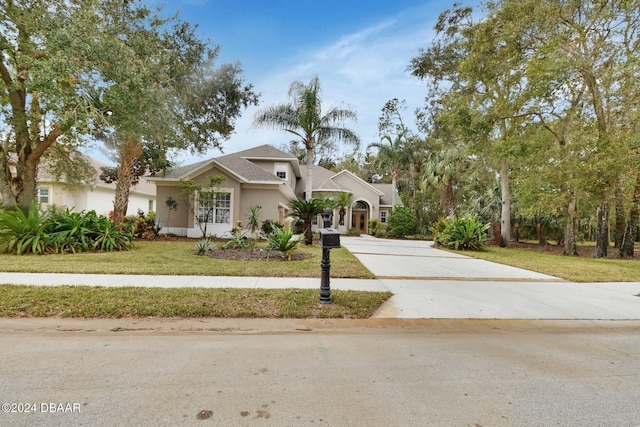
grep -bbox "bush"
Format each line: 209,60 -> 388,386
0,204 -> 134,255
261,219 -> 283,236
386,207 -> 416,238
368,218 -> 381,236
346,227 -> 361,236
223,229 -> 253,250
194,238 -> 213,255
375,228 -> 387,238
265,227 -> 301,260
432,216 -> 489,251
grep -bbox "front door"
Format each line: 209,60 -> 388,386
351,209 -> 368,234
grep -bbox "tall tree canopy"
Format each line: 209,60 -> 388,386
0,0 -> 258,216
253,76 -> 359,200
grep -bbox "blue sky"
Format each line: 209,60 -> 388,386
141,0 -> 472,165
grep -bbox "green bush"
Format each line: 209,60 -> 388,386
266,227 -> 301,260
0,204 -> 133,255
375,228 -> 387,238
386,206 -> 416,238
432,216 -> 489,251
194,238 -> 213,255
346,227 -> 361,236
223,229 -> 253,249
368,218 -> 381,236
261,219 -> 283,236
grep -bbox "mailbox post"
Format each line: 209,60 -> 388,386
318,209 -> 340,304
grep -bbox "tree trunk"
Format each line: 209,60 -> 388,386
614,186 -> 626,248
619,172 -> 640,259
0,145 -> 16,208
16,155 -> 39,212
500,158 -> 511,247
563,194 -> 578,256
443,181 -> 455,218
112,141 -> 142,224
305,144 -> 314,201
537,222 -> 547,246
594,204 -> 609,258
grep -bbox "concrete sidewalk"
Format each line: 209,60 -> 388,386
0,236 -> 638,320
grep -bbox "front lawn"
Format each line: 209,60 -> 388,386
0,240 -> 375,279
461,246 -> 640,282
0,285 -> 391,319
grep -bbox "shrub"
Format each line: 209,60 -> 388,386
386,206 -> 416,238
194,238 -> 213,255
368,218 -> 381,236
265,227 -> 301,260
223,229 -> 253,250
0,204 -> 134,255
375,228 -> 387,238
432,216 -> 489,251
0,204 -> 48,255
346,227 -> 361,236
261,219 -> 283,236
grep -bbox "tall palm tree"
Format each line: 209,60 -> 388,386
288,197 -> 327,245
331,191 -> 354,227
368,132 -> 410,207
254,77 -> 359,200
422,148 -> 469,218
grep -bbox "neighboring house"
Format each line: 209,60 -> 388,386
35,157 -> 156,217
147,144 -> 402,237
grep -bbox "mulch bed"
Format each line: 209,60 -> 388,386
208,248 -> 313,262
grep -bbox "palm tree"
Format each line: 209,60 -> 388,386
422,148 -> 469,218
331,191 -> 354,228
254,76 -> 359,200
288,197 -> 327,245
368,132 -> 410,207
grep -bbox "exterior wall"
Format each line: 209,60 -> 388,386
251,160 -> 296,190
40,183 -> 155,218
331,174 -> 382,231
239,186 -> 291,225
155,183 -> 190,235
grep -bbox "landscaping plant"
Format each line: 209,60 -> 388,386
386,206 -> 417,238
266,227 -> 302,260
432,216 -> 489,250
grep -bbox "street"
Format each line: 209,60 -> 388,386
1,318 -> 639,426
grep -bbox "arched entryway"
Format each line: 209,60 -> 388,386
351,200 -> 370,234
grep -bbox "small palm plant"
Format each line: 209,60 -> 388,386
265,227 -> 302,261
288,197 -> 327,245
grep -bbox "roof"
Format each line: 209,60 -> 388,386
148,144 -> 299,183
371,183 -> 403,206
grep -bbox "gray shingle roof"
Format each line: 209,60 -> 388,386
371,183 -> 403,206
234,144 -> 297,160
216,153 -> 283,182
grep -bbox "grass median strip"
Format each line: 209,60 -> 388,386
0,285 -> 392,319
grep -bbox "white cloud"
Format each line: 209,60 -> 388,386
177,8 -> 438,165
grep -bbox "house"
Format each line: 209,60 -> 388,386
36,157 -> 156,217
147,144 -> 402,237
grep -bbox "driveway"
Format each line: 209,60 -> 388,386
340,236 -> 640,320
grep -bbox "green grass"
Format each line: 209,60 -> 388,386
459,246 -> 640,282
0,285 -> 391,319
0,240 -> 375,279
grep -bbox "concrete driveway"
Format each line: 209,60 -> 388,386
339,236 -> 640,320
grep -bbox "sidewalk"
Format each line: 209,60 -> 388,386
1,236 -> 639,319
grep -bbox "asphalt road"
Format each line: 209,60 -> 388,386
1,318 -> 639,427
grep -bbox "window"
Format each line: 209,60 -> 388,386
380,210 -> 388,224
275,163 -> 287,180
38,188 -> 50,204
197,192 -> 231,224
148,200 -> 154,213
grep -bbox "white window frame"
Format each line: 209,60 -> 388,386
197,190 -> 231,225
274,163 -> 287,180
380,210 -> 388,224
38,187 -> 51,205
